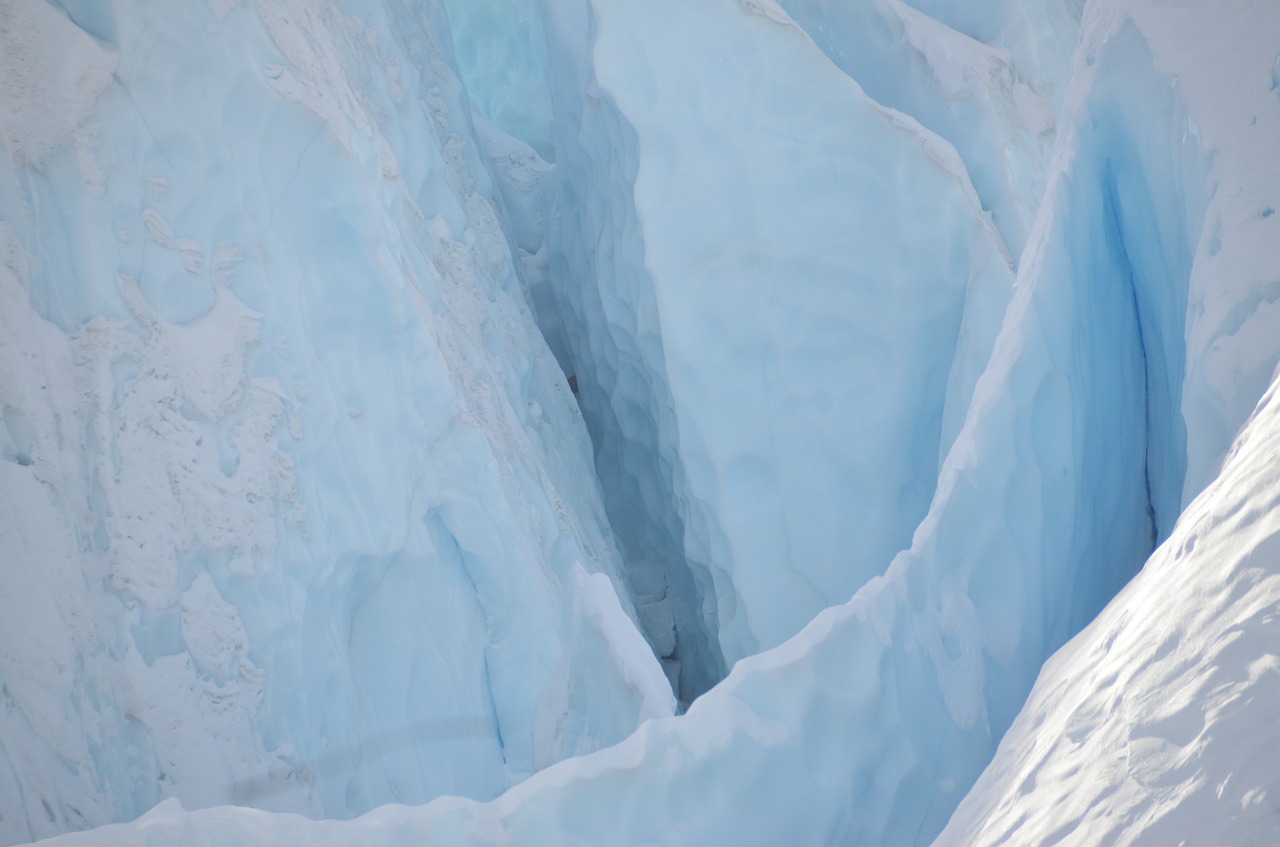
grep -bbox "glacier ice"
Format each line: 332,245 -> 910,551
439,0 -> 553,161
936,361 -> 1280,847
778,0 -> 1081,256
0,0 -> 669,842
541,0 -> 1016,676
4,0 -> 1280,844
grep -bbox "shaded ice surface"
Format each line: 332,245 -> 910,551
934,367 -> 1280,846
542,0 -> 1017,677
6,0 -> 1280,846
438,0 -> 552,162
778,0 -> 1081,257
0,1 -> 671,844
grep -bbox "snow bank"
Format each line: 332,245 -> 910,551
936,374 -> 1280,846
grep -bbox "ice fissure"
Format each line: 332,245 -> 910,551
0,0 -> 675,841
6,0 -> 1280,845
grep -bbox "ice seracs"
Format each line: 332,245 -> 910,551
5,0 -> 1280,844
0,1 -> 664,842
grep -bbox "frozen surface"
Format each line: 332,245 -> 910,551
6,0 -> 1280,844
779,0 -> 1080,256
936,374 -> 1280,846
0,1 -> 667,844
544,0 -> 1015,674
439,0 -> 553,161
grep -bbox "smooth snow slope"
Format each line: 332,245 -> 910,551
0,1 -> 671,843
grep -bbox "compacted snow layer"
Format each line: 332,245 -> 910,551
0,1 -> 670,843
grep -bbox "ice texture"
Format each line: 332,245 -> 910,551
542,0 -> 1016,677
6,0 -> 1280,843
439,0 -> 553,161
0,1 -> 668,843
779,0 -> 1080,256
935,368 -> 1280,847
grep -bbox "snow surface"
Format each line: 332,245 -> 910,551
936,353 -> 1280,846
4,0 -> 1280,844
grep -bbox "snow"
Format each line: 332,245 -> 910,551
0,0 -> 116,167
4,0 -> 1280,844
935,375 -> 1280,847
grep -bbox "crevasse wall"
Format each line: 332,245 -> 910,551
778,0 -> 1081,258
534,0 -> 728,703
63,4 -> 1227,844
540,0 -> 1017,672
0,1 -> 672,843
7,0 -> 1280,845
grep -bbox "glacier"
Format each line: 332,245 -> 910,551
3,0 -> 1280,845
0,0 -> 671,841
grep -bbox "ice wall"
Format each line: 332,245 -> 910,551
935,3 -> 1280,839
8,0 -> 1280,843
0,1 -> 671,843
438,0 -> 552,161
779,0 -> 1080,257
542,0 -> 1016,675
935,368 -> 1280,847
34,1 -> 1265,844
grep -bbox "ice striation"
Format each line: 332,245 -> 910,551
4,0 -> 1280,845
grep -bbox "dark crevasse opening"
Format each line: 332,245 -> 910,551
448,4 -> 1211,720
534,3 -> 727,706
443,0 -> 726,706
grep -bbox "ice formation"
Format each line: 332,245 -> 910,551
3,0 -> 1280,844
0,0 -> 669,842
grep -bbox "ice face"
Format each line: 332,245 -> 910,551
439,0 -> 554,161
778,0 -> 1081,257
0,1 -> 668,843
5,0 -> 1280,844
542,0 -> 1016,679
935,371 -> 1280,846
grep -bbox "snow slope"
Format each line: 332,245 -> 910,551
935,363 -> 1280,846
